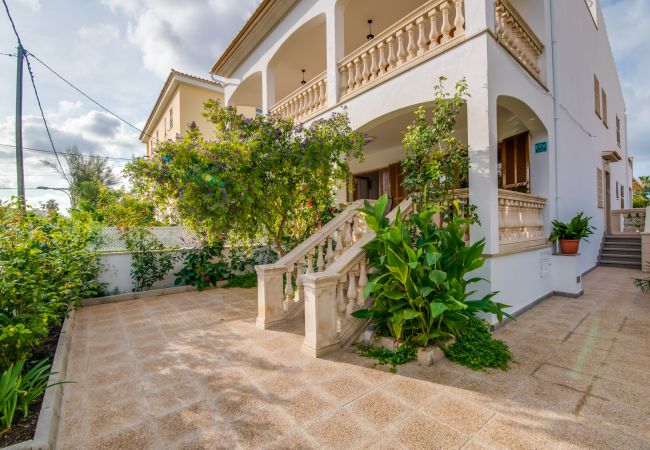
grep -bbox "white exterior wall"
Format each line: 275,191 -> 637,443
220,0 -> 629,315
98,251 -> 188,294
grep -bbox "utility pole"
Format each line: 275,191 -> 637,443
15,43 -> 25,204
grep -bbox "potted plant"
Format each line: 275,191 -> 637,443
549,212 -> 595,255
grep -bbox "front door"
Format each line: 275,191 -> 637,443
351,162 -> 405,210
605,170 -> 611,234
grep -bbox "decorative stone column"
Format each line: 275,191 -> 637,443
255,264 -> 287,329
262,68 -> 276,114
325,1 -> 344,107
301,273 -> 341,357
642,206 -> 650,273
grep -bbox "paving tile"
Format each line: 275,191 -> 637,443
154,401 -> 217,444
381,376 -> 439,408
394,412 -> 467,450
345,390 -> 411,430
230,406 -> 292,450
90,421 -> 156,450
532,363 -> 595,392
278,387 -> 336,424
419,392 -> 494,435
318,372 -> 373,405
304,410 -> 371,449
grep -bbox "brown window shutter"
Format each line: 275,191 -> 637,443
597,168 -> 603,208
594,75 -> 601,118
515,133 -> 529,186
616,181 -> 619,199
505,139 -> 516,186
602,89 -> 608,126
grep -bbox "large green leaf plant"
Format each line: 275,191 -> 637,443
353,196 -> 511,346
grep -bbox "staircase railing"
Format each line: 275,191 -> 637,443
255,200 -> 367,329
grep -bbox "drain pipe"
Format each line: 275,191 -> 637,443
550,0 -> 560,221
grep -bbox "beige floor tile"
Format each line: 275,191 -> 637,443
345,390 -> 412,430
532,363 -> 595,392
419,392 -> 495,435
278,387 -> 337,424
304,410 -> 371,449
394,412 -> 467,450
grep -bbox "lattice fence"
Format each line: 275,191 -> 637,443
97,227 -> 200,252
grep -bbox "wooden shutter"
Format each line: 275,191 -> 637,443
616,115 -> 621,147
597,168 -> 603,208
515,133 -> 529,186
594,75 -> 601,118
616,181 -> 619,199
500,132 -> 529,190
602,89 -> 608,126
504,139 -> 516,186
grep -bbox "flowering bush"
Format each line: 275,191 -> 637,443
0,201 -> 103,370
126,104 -> 364,255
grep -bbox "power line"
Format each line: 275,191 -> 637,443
1,51 -> 15,57
0,143 -> 136,162
26,52 -> 158,144
1,0 -> 22,46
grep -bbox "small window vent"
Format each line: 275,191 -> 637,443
541,252 -> 551,277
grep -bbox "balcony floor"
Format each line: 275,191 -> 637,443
58,266 -> 650,449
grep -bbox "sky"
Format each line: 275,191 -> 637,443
0,0 -> 648,210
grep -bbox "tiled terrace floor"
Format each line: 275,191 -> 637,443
58,266 -> 650,449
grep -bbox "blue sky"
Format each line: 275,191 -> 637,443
0,0 -> 648,209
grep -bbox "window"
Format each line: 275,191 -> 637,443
616,115 -> 621,147
597,168 -> 603,208
498,132 -> 530,192
616,181 -> 619,199
621,185 -> 625,208
594,75 -> 601,118
169,108 -> 174,128
602,89 -> 608,127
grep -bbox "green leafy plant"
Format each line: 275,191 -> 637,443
122,227 -> 178,292
357,343 -> 417,373
224,273 -> 258,289
352,196 -> 511,347
0,201 -> 103,370
0,359 -> 70,432
443,317 -> 514,371
125,105 -> 364,254
549,212 -> 595,242
175,244 -> 229,291
634,263 -> 650,293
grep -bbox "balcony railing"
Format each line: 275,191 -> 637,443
498,189 -> 547,254
270,71 -> 327,122
495,0 -> 544,84
610,208 -> 646,235
338,0 -> 466,100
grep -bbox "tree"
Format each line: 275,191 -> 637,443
401,77 -> 471,215
42,145 -> 119,208
126,103 -> 364,254
634,176 -> 650,208
40,199 -> 59,213
72,186 -> 160,227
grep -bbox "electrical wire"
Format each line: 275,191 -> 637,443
0,143 -> 135,162
26,51 -> 158,145
0,51 -> 15,57
1,0 -> 22,46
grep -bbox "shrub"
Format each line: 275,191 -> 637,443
121,227 -> 178,292
0,201 -> 103,370
353,196 -> 511,347
175,244 -> 229,291
357,343 -> 417,373
443,317 -> 513,371
223,273 -> 258,289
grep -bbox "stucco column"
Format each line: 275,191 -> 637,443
255,264 -> 286,329
464,0 -> 492,34
325,1 -> 344,107
262,68 -> 276,113
467,82 -> 500,255
302,273 -> 341,357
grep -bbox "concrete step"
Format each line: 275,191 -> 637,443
601,248 -> 641,255
599,260 -> 642,269
603,242 -> 641,249
603,235 -> 641,242
600,255 -> 642,263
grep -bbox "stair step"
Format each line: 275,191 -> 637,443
603,236 -> 641,242
603,242 -> 641,248
600,255 -> 642,262
601,247 -> 641,254
599,260 -> 642,268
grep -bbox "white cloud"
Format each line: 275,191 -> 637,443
15,0 -> 40,12
104,0 -> 260,77
78,23 -> 121,44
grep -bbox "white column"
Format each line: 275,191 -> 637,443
325,1 -> 344,107
256,264 -> 287,329
302,273 -> 341,357
467,77 -> 499,255
262,68 -> 276,113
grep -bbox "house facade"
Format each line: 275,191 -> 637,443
140,69 -> 227,155
208,0 -> 635,355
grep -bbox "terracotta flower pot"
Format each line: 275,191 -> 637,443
559,239 -> 580,255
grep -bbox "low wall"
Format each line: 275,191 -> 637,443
98,250 -> 189,295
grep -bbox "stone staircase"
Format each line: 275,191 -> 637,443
598,235 -> 642,269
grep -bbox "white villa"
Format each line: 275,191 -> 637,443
160,0 -> 637,356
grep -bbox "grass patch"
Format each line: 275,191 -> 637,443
357,343 -> 417,373
443,317 -> 513,371
223,272 -> 257,288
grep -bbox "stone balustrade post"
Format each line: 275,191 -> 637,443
642,206 -> 650,273
255,264 -> 288,329
301,273 -> 341,357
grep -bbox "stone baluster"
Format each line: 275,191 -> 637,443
340,65 -> 349,95
343,219 -> 353,247
354,58 -> 363,88
352,215 -> 363,241
346,272 -> 357,317
361,53 -> 370,84
378,41 -> 388,75
454,0 -> 465,35
319,81 -> 326,108
406,24 -> 417,60
440,1 -> 452,43
285,267 -> 294,307
369,48 -> 379,80
346,62 -> 355,94
326,236 -> 335,267
335,228 -> 344,258
416,17 -> 428,56
306,250 -> 314,274
357,259 -> 368,307
428,8 -> 440,50
387,36 -> 397,70
337,276 -> 347,321
396,30 -> 407,64
317,242 -> 325,272
295,259 -> 304,303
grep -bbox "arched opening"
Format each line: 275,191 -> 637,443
340,0 -> 428,57
267,14 -> 326,106
229,71 -> 262,115
340,102 -> 468,204
496,95 -> 549,198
